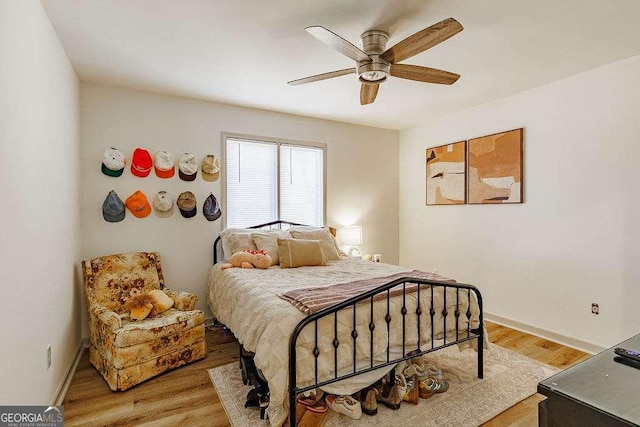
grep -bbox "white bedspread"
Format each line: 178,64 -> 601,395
207,258 -> 482,426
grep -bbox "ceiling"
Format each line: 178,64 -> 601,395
41,0 -> 640,130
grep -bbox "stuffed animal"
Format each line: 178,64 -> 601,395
124,288 -> 174,321
147,289 -> 174,316
221,250 -> 272,270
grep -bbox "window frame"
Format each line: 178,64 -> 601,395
221,132 -> 327,229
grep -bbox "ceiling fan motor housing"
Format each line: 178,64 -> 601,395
360,30 -> 388,54
358,30 -> 390,83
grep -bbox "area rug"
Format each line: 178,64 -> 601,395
208,344 -> 557,426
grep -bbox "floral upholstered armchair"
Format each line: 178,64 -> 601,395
82,252 -> 207,391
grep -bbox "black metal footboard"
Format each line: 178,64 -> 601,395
287,277 -> 483,426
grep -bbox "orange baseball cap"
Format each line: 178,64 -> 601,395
125,190 -> 152,218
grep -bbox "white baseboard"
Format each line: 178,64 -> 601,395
485,312 -> 605,355
51,338 -> 89,406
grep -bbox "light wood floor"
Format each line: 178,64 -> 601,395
62,322 -> 590,426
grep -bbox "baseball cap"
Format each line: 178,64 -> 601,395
203,193 -> 221,221
102,148 -> 125,177
131,148 -> 153,178
177,191 -> 197,218
154,150 -> 175,178
153,191 -> 174,218
201,155 -> 220,182
178,153 -> 198,181
102,190 -> 125,222
125,190 -> 152,218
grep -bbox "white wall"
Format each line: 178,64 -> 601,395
80,83 -> 399,334
400,55 -> 640,350
0,1 -> 80,404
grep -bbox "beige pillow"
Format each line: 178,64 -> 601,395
289,227 -> 341,260
251,230 -> 292,266
278,238 -> 326,268
220,228 -> 257,259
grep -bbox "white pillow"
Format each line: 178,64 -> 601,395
220,228 -> 257,259
252,230 -> 292,265
289,226 -> 341,261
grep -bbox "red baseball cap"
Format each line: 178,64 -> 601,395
131,148 -> 152,178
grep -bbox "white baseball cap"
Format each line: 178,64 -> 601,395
154,151 -> 175,178
102,147 -> 125,177
153,191 -> 174,218
179,153 -> 198,181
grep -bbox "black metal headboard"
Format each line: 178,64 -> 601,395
213,220 -> 305,264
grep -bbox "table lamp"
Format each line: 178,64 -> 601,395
339,226 -> 363,257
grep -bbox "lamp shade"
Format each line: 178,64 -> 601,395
340,226 -> 363,246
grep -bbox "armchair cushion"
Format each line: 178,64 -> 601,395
114,308 -> 204,348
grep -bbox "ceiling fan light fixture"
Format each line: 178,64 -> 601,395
357,58 -> 390,84
359,71 -> 387,83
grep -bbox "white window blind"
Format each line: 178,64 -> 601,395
226,139 -> 277,228
225,136 -> 324,228
280,144 -> 323,227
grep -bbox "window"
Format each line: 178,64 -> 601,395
224,134 -> 325,228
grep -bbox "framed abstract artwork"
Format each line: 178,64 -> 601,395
426,141 -> 466,205
468,128 -> 523,204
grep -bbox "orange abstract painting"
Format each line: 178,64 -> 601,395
426,141 -> 466,205
468,128 -> 523,204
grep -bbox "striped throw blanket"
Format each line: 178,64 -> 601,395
280,270 -> 455,315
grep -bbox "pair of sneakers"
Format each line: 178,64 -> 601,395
398,358 -> 449,400
296,391 -> 365,424
326,394 -> 362,420
418,375 -> 449,398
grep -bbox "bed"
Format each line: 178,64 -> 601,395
207,221 -> 485,426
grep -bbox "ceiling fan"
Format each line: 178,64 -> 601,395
288,18 -> 463,105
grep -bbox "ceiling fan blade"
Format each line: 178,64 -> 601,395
390,64 -> 460,85
380,18 -> 463,64
288,68 -> 356,86
360,83 -> 379,105
306,26 -> 371,63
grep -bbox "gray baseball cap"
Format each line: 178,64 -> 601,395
102,190 -> 125,222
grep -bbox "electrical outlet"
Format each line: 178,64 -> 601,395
591,303 -> 600,315
46,345 -> 52,369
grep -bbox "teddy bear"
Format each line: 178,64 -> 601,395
123,288 -> 175,321
221,250 -> 272,270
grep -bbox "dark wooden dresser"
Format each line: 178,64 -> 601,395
538,333 -> 640,426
